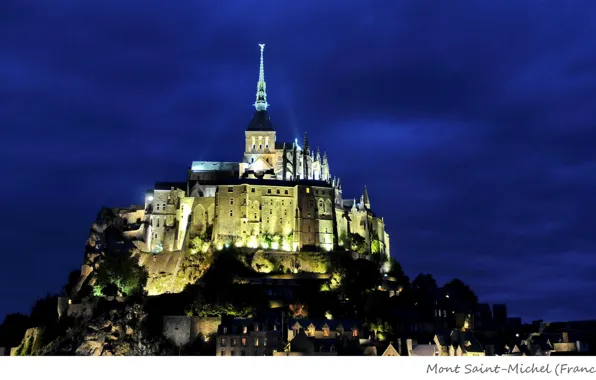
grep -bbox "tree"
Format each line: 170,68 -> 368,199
62,269 -> 81,297
443,278 -> 479,309
0,313 -> 29,348
29,293 -> 58,328
94,252 -> 148,297
289,303 -> 309,318
349,233 -> 368,254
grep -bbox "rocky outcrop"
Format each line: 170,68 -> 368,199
12,327 -> 44,356
37,302 -> 176,356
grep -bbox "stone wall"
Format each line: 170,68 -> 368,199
57,296 -> 70,319
162,316 -> 192,348
191,316 -> 221,340
162,316 -> 222,348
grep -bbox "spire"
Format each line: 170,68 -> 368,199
362,186 -> 370,209
316,147 -> 321,161
363,186 -> 370,209
253,44 -> 269,112
303,132 -> 309,152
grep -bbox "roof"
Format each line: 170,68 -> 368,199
410,344 -> 439,356
154,182 -> 186,191
247,110 -> 275,131
288,319 -> 361,331
216,177 -> 332,188
191,161 -> 239,172
275,141 -> 294,150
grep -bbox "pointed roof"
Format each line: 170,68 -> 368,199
247,44 -> 275,132
363,186 -> 370,207
247,110 -> 275,131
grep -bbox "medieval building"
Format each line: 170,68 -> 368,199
125,44 -> 390,257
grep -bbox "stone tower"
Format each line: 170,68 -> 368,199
242,44 -> 276,178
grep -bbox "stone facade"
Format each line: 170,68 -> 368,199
99,45 -> 391,260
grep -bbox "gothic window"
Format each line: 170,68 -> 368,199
269,209 -> 272,215
254,213 -> 257,219
251,187 -> 255,192
285,190 -> 289,195
253,145 -> 256,150
268,189 -> 271,194
228,187 -> 233,193
259,145 -> 262,149
308,226 -> 311,232
230,199 -> 234,205
277,189 -> 280,194
251,158 -> 255,163
230,210 -> 233,217
157,219 -> 160,227
156,204 -> 160,211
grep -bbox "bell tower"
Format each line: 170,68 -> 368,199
241,44 -> 277,178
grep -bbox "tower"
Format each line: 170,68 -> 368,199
242,44 -> 277,178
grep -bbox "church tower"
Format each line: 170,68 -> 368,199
241,44 -> 277,178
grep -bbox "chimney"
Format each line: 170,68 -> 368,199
396,338 -> 402,354
406,339 -> 413,353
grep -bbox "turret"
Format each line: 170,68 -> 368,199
363,186 -> 370,209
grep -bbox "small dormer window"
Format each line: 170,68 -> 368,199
352,329 -> 358,337
243,326 -> 248,334
223,327 -> 227,334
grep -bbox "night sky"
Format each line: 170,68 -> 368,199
2,0 -> 596,324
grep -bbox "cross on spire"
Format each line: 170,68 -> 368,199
254,44 -> 269,111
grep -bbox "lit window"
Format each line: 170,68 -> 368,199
254,338 -> 259,347
243,326 -> 248,334
221,338 -> 226,346
323,328 -> 329,337
263,338 -> 268,346
353,329 -> 358,337
231,338 -> 237,346
306,188 -> 310,194
241,338 -> 247,346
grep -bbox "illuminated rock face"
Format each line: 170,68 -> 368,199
131,45 -> 390,258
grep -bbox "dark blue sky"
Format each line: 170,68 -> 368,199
2,0 -> 596,324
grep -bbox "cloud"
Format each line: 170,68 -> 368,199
1,0 -> 596,322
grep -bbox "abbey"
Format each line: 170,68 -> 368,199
129,45 -> 390,257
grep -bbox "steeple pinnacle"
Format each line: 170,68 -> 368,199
253,44 -> 269,111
